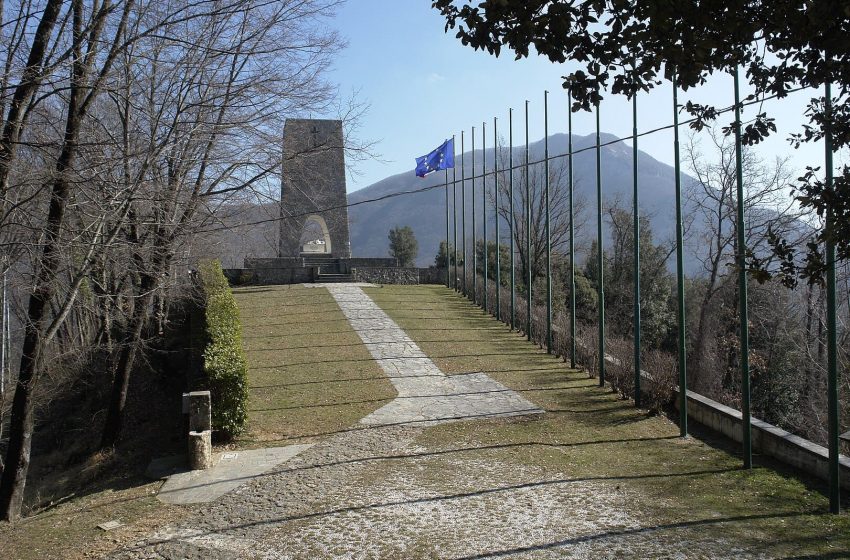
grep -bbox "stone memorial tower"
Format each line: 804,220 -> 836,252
279,119 -> 351,258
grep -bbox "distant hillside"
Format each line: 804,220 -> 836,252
349,133 -> 697,269
207,132 -> 800,276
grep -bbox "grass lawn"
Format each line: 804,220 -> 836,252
365,284 -> 850,558
233,284 -> 396,445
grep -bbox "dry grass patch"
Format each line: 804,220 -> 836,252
233,284 -> 396,445
0,477 -> 187,560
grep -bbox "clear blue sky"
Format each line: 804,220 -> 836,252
325,1 -> 826,193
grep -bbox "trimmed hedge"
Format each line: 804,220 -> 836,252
198,259 -> 248,439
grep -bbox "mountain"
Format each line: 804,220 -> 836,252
348,132 -> 695,269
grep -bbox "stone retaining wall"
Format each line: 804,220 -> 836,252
352,267 -> 419,285
223,266 -> 313,286
669,384 -> 850,490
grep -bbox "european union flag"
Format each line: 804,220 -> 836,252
414,138 -> 454,178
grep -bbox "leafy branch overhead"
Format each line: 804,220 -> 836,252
433,0 -> 850,284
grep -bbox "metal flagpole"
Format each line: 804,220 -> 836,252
472,126 -> 477,304
825,81 -> 840,513
733,68 -> 750,459
673,69 -> 689,437
445,168 -> 450,287
633,91 -> 642,407
510,109 -> 516,330
453,135 -> 458,291
568,91 -> 576,369
544,91 -> 553,354
494,116 -> 501,321
462,131 -> 467,296
596,103 -> 606,386
483,122 -> 489,314
525,100 -> 532,341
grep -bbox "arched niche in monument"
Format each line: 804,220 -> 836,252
299,214 -> 332,254
279,119 -> 351,258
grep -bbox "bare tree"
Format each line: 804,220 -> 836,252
0,0 -> 348,520
684,127 -> 802,389
492,149 -> 588,293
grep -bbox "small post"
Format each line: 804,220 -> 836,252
187,391 -> 213,470
674,69 -> 688,437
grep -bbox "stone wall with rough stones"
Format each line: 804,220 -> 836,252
223,266 -> 313,286
352,267 -> 419,285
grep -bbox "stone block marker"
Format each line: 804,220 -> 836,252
189,430 -> 213,470
187,390 -> 212,432
187,391 -> 212,470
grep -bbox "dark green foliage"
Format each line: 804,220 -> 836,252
584,210 -> 676,351
198,260 -> 248,439
565,270 -> 597,324
388,225 -> 418,267
433,0 -> 850,284
474,239 -> 510,285
435,241 -> 463,268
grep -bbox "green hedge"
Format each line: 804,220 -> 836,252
198,259 -> 248,439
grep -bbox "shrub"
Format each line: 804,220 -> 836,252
198,259 -> 248,439
641,349 -> 676,415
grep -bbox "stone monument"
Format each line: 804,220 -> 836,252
279,119 -> 351,258
231,118 -> 397,285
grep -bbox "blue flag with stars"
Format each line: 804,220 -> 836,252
415,138 -> 454,178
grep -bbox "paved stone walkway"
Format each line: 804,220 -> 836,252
156,445 -> 313,505
325,284 -> 543,425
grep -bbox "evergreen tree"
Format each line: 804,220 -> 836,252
388,225 -> 418,267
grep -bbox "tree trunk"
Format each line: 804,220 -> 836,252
99,297 -> 148,449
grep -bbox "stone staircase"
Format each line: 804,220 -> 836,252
316,272 -> 354,283
301,254 -> 354,283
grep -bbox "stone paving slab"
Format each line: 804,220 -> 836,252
325,284 -> 544,426
157,444 -> 312,505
